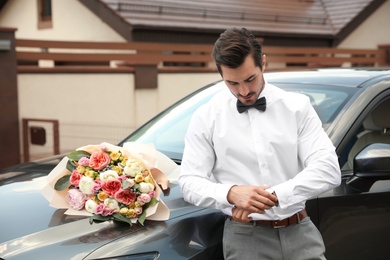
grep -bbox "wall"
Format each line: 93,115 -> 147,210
338,0 -> 390,48
0,0 -> 125,41
17,72 -> 220,160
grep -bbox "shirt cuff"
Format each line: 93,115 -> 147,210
272,180 -> 298,209
220,184 -> 236,207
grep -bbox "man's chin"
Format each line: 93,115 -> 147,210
240,99 -> 255,106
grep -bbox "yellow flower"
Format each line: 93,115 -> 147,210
129,202 -> 136,209
127,208 -> 137,218
144,175 -> 154,184
85,170 -> 95,179
110,151 -> 121,161
134,174 -> 144,183
134,201 -> 142,208
97,191 -> 108,201
112,166 -> 122,175
119,207 -> 129,214
76,165 -> 86,174
122,157 -> 128,165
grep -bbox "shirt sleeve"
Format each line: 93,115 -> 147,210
179,105 -> 234,210
272,97 -> 341,209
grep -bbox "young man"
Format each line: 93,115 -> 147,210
179,28 -> 341,259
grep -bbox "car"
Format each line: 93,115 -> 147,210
1,68 -> 390,260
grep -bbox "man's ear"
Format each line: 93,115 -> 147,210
261,54 -> 267,71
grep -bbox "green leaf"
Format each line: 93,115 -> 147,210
148,197 -> 159,207
54,175 -> 71,191
138,211 -> 146,226
66,159 -> 77,172
67,150 -> 91,161
113,213 -> 133,226
138,198 -> 159,225
89,214 -> 111,225
122,180 -> 130,189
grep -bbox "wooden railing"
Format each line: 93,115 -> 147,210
15,39 -> 389,73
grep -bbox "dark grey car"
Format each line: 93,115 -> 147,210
1,68 -> 390,259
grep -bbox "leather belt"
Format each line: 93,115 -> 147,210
228,209 -> 308,228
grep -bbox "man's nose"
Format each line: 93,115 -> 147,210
238,83 -> 250,96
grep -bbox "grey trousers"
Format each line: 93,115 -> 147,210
223,216 -> 326,260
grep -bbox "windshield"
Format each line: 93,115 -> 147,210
122,81 -> 357,161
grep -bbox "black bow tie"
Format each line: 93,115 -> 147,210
237,97 -> 266,113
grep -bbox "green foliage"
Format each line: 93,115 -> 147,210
122,180 -> 130,189
138,198 -> 159,225
54,175 -> 70,191
89,214 -> 111,225
66,159 -> 77,172
113,213 -> 133,226
67,150 -> 91,161
89,213 -> 134,226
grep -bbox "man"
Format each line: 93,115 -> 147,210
178,28 -> 341,259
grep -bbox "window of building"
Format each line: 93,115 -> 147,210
37,0 -> 52,29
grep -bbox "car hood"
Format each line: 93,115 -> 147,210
0,171 -> 224,259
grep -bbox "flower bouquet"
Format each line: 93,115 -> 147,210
41,142 -> 178,226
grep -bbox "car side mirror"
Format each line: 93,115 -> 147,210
346,143 -> 390,192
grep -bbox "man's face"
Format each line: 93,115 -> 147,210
220,54 -> 266,106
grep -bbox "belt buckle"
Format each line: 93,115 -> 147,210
272,220 -> 286,229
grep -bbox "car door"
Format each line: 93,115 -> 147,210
317,91 -> 390,260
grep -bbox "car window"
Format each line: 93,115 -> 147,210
123,81 -> 355,162
272,83 -> 355,127
122,83 -> 224,161
341,97 -> 390,172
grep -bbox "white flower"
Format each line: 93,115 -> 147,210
99,170 -> 119,181
85,199 -> 98,214
123,159 -> 144,177
79,176 -> 95,195
138,182 -> 154,193
104,198 -> 120,211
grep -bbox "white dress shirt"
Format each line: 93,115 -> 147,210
179,81 -> 341,220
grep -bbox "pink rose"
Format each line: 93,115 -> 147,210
95,203 -> 105,215
100,143 -> 108,151
102,207 -> 114,216
101,179 -> 121,197
134,207 -> 143,215
70,170 -> 82,187
148,190 -> 156,198
137,193 -> 151,205
78,157 -> 90,166
89,151 -> 111,170
95,200 -> 117,216
92,180 -> 102,193
118,175 -> 127,181
66,189 -> 87,210
115,189 -> 136,205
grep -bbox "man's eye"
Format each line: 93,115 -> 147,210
228,82 -> 238,86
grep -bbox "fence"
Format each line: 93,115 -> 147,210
14,39 -> 390,161
15,39 -> 389,74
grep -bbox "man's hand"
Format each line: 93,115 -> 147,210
227,185 -> 278,214
231,207 -> 253,223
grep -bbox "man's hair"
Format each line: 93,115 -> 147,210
212,28 -> 263,75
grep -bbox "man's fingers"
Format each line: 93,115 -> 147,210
232,208 -> 253,223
